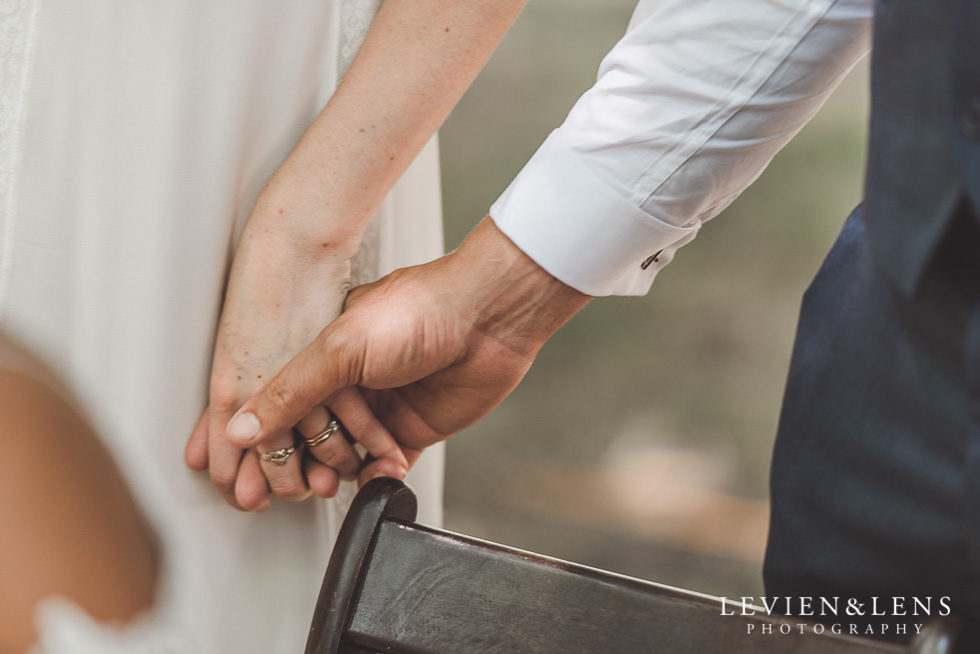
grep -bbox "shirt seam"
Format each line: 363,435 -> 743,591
636,0 -> 837,209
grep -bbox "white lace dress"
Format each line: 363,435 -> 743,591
0,1 -> 445,652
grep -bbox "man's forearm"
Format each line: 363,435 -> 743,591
490,0 -> 872,297
447,217 -> 592,359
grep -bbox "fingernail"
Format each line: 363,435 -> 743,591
230,412 -> 261,443
372,470 -> 390,480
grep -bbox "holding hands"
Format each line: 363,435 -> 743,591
221,219 -> 590,486
183,0 -> 538,509
186,218 -> 589,510
183,179 -> 410,511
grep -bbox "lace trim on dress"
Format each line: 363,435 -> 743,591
336,0 -> 383,80
0,0 -> 40,324
338,0 -> 387,287
351,214 -> 382,286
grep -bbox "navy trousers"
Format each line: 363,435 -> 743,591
764,202 -> 980,645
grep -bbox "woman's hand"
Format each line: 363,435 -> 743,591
184,185 -> 408,511
185,0 -> 531,510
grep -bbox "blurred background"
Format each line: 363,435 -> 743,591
438,0 -> 871,598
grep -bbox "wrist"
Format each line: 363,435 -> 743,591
244,180 -> 364,264
450,217 -> 591,356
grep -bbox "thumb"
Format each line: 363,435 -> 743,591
225,327 -> 361,448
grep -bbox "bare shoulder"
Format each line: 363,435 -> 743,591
0,335 -> 159,653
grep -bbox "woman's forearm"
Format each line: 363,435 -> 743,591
262,0 -> 528,257
195,2 -> 528,508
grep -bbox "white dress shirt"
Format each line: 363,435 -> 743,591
490,0 -> 874,296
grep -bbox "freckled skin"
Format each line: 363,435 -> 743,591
189,0 -> 533,509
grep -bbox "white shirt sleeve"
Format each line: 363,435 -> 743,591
490,0 -> 873,296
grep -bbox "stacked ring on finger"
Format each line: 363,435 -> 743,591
259,446 -> 295,466
304,419 -> 340,448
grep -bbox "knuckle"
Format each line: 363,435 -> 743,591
269,476 -> 308,500
315,476 -> 340,499
265,375 -> 302,415
210,469 -> 237,492
306,462 -> 340,499
321,328 -> 364,386
210,394 -> 240,416
209,382 -> 241,413
320,448 -> 355,471
238,490 -> 268,512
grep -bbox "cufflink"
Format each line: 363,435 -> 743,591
641,250 -> 663,270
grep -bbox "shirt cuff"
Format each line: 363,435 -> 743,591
489,131 -> 701,297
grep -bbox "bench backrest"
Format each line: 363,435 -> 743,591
305,478 -> 956,654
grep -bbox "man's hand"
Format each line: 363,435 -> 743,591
183,184 -> 408,510
224,218 -> 591,472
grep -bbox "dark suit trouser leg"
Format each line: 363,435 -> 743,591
764,204 -> 980,645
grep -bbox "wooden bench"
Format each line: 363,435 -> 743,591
305,478 -> 957,654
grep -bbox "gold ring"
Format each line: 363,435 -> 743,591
259,447 -> 295,466
305,419 -> 339,447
